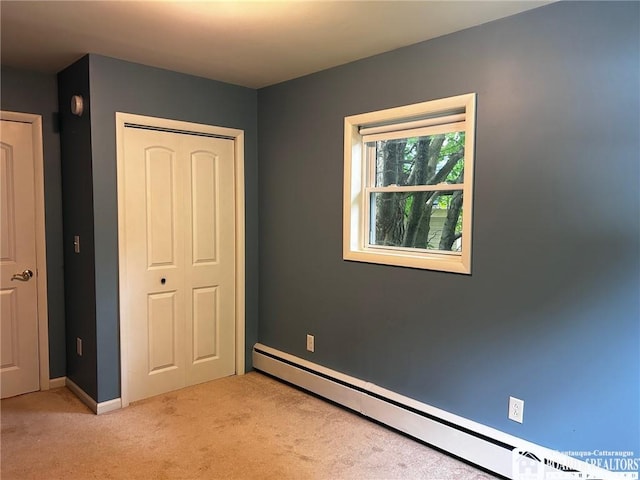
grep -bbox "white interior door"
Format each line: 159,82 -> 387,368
122,126 -> 236,403
0,119 -> 40,399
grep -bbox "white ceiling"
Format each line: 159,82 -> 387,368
1,1 -> 549,89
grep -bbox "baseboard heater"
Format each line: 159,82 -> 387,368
253,343 -> 617,480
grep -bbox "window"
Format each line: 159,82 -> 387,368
343,93 -> 476,274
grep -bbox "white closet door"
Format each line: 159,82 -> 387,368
122,126 -> 235,403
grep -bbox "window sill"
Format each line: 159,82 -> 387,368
343,248 -> 471,274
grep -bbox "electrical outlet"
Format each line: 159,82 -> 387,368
76,337 -> 82,356
306,334 -> 315,352
508,396 -> 524,423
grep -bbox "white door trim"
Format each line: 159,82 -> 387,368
1,110 -> 50,391
115,112 -> 245,407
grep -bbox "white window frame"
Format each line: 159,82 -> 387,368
343,93 -> 476,274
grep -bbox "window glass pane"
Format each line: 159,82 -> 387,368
371,132 -> 465,187
369,190 -> 463,252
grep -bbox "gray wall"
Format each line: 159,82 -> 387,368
87,55 -> 259,402
58,56 -> 98,397
257,1 -> 639,454
1,66 -> 66,379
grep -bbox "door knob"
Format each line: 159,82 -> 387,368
11,269 -> 34,282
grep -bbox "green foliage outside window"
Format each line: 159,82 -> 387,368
370,132 -> 465,252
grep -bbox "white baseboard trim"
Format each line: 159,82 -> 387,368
253,343 -> 620,480
65,378 -> 122,415
96,398 -> 122,415
48,377 -> 66,389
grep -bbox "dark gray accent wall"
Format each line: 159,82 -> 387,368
87,55 -> 258,402
258,1 -> 639,454
1,66 -> 66,379
57,56 -> 97,397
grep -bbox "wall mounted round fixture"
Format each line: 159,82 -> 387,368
70,95 -> 84,116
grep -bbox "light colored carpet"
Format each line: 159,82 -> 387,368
1,371 -> 500,479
